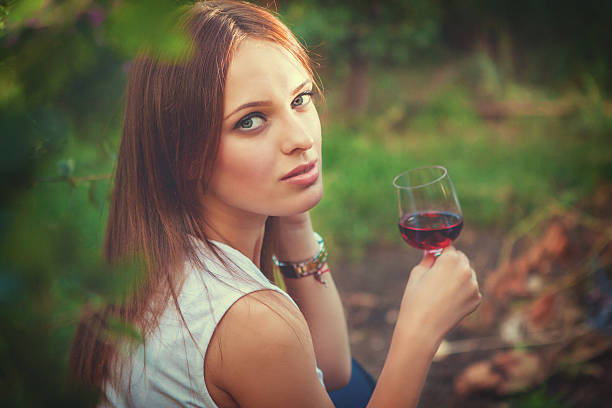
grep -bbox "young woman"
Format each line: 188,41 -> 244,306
69,1 -> 481,407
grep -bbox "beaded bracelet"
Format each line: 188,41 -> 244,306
272,232 -> 328,285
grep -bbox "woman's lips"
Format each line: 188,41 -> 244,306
281,160 -> 319,186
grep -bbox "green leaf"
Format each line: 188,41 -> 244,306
103,0 -> 190,60
5,0 -> 46,26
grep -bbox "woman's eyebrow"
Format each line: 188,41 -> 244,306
224,100 -> 272,120
224,79 -> 312,120
291,79 -> 312,95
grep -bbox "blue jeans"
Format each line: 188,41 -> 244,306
328,359 -> 376,408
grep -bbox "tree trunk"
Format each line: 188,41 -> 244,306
344,54 -> 370,116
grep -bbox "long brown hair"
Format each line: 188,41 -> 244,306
69,0 -> 318,391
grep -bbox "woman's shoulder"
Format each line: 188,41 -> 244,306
205,290 -> 331,407
174,239 -> 301,343
220,289 -> 306,336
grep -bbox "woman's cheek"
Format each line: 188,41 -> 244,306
222,140 -> 276,186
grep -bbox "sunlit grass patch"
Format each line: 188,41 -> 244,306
313,70 -> 611,255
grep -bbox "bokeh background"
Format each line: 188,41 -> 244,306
1,0 -> 611,406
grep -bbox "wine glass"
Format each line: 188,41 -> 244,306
393,165 -> 463,256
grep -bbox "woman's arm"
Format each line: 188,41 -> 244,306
272,214 -> 352,390
209,247 -> 480,408
368,247 -> 481,407
206,290 -> 336,408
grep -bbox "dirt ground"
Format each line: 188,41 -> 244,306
331,225 -> 612,407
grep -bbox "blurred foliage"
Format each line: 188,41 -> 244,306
280,0 -> 440,66
314,87 -> 611,257
280,0 -> 612,94
1,0 -> 190,405
279,0 -> 440,113
438,0 -> 612,93
0,0 -> 611,406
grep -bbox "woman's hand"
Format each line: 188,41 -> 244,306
397,247 -> 481,348
366,246 -> 480,407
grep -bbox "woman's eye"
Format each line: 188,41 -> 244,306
235,114 -> 266,131
291,91 -> 313,108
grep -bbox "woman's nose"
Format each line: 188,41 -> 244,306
280,114 -> 314,154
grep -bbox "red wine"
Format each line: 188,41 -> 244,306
399,211 -> 463,250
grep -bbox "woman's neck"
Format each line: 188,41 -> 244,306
200,196 -> 267,268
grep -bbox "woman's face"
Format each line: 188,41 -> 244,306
205,39 -> 323,219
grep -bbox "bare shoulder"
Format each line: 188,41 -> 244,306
215,290 -> 311,360
205,290 -> 332,408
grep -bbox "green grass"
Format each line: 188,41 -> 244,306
312,64 -> 612,257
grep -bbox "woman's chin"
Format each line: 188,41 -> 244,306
300,182 -> 324,211
301,193 -> 323,213
275,184 -> 323,216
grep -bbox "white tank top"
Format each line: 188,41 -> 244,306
101,239 -> 324,407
